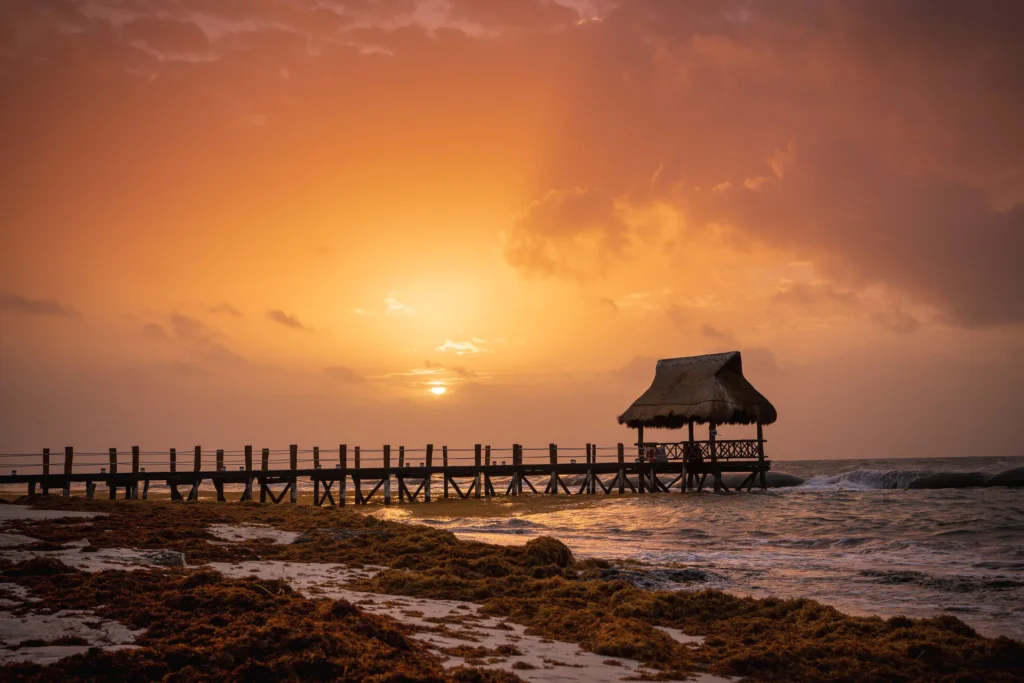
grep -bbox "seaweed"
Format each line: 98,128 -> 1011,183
5,496 -> 1023,682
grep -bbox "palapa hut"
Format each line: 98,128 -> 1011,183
618,351 -> 776,491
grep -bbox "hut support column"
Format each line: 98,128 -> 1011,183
687,423 -> 695,491
442,446 -> 449,498
637,425 -> 644,457
242,446 -> 253,502
473,444 -> 482,498
710,422 -> 722,493
757,422 -> 767,490
289,445 -> 298,504
617,443 -> 625,494
63,447 -> 73,497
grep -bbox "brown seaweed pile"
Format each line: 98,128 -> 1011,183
5,496 -> 1024,682
0,556 -> 518,682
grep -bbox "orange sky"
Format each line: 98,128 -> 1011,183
1,0 -> 1022,460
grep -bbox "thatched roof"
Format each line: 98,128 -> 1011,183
617,351 -> 777,428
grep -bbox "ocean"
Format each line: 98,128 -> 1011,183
395,456 -> 1024,640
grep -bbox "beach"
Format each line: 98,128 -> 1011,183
1,488 -> 1022,682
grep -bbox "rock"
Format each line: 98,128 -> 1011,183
521,536 -> 573,568
144,550 -> 187,567
908,472 -> 988,489
987,466 -> 1024,488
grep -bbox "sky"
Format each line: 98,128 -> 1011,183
1,0 -> 1022,461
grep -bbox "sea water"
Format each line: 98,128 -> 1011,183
410,456 -> 1024,640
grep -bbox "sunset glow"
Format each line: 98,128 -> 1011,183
0,0 -> 1021,461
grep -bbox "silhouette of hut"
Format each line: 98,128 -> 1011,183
618,351 -> 776,490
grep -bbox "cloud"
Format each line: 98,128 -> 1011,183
700,324 -> 735,345
772,282 -> 861,310
353,308 -> 377,316
435,339 -> 483,355
170,313 -> 210,340
267,309 -> 309,331
325,365 -> 365,384
141,323 -> 168,340
0,293 -> 77,317
385,296 -> 415,316
191,342 -> 247,368
209,303 -> 243,317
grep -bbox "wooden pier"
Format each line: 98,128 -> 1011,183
0,439 -> 771,505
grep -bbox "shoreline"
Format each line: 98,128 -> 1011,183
1,496 -> 1022,682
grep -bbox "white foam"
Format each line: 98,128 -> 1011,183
0,609 -> 142,665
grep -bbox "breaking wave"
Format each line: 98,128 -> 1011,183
802,466 -> 1023,490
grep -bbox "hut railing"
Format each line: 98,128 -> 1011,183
642,439 -> 763,460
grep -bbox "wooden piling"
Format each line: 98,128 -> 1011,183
617,443 -> 625,494
443,446 -> 449,498
383,445 -> 392,505
424,444 -> 433,503
510,444 -> 519,496
189,446 -> 201,501
260,448 -> 270,503
215,449 -> 226,501
398,446 -> 405,502
339,444 -> 347,507
41,448 -> 49,495
107,448 -> 117,499
474,444 -> 482,498
131,446 -> 140,499
485,445 -> 491,467
242,445 -> 253,502
354,446 -> 362,504
549,444 -> 558,495
289,445 -> 298,504
313,446 -> 321,505
170,448 -> 177,474
62,447 -> 72,497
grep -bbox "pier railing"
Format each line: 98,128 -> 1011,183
0,440 -> 771,502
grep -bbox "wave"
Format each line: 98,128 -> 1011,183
859,569 -> 1023,593
801,466 -> 1024,490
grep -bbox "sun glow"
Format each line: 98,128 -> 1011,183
430,385 -> 447,396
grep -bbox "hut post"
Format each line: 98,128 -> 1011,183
549,443 -> 558,495
442,446 -> 449,498
383,445 -> 392,505
474,444 -> 482,498
260,448 -> 269,503
170,447 -> 177,474
243,445 -> 253,502
687,422 -> 696,491
108,448 -> 117,499
339,444 -> 347,507
41,448 -> 50,495
168,448 -> 179,501
62,447 -> 73,497
485,445 -> 491,467
131,446 -> 140,499
289,445 -> 298,503
709,422 -> 721,493
617,443 -> 625,494
313,446 -> 321,505
516,444 -> 524,494
424,444 -> 433,503
637,425 -> 644,457
757,422 -> 767,489
216,449 -> 224,472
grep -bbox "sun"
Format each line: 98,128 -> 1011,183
430,385 -> 447,396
